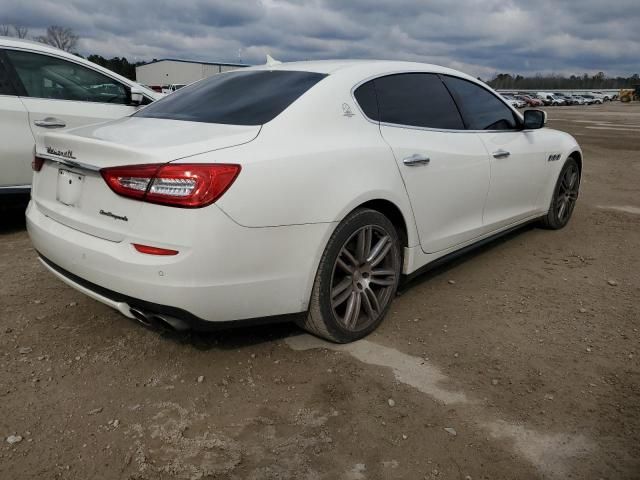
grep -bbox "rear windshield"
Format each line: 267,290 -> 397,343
135,70 -> 327,125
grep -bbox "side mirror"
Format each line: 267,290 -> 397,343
130,86 -> 144,106
523,109 -> 546,129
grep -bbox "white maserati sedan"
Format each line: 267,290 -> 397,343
0,37 -> 159,196
26,60 -> 582,343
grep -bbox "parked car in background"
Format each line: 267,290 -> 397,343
27,60 -> 582,342
502,94 -> 525,108
143,84 -> 163,93
553,93 -> 575,105
161,84 -> 187,94
577,95 -> 595,105
0,37 -> 160,196
536,92 -> 559,105
538,93 -> 565,106
581,94 -> 603,104
516,94 -> 543,107
570,95 -> 586,105
590,92 -> 610,102
533,93 -> 552,106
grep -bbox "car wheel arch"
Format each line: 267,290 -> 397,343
568,150 -> 582,173
301,197 -> 412,313
356,199 -> 409,249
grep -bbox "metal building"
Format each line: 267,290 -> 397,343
135,59 -> 248,88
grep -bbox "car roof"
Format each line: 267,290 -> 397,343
0,36 -> 83,60
246,59 -> 479,82
0,36 -> 160,99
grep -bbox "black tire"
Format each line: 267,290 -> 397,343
540,157 -> 581,230
298,208 -> 402,343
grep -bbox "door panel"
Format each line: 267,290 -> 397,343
381,126 -> 490,253
0,95 -> 34,188
22,98 -> 136,150
439,75 -> 549,229
479,131 -> 549,228
4,49 -> 138,151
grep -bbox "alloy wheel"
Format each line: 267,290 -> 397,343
330,225 -> 398,332
555,162 -> 579,223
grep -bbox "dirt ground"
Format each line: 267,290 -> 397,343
1,102 -> 639,480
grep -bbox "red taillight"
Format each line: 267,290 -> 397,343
101,164 -> 160,200
32,155 -> 45,172
132,243 -> 179,256
100,163 -> 241,208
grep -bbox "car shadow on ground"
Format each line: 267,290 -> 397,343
0,196 -> 29,234
159,222 -> 539,351
150,320 -> 300,351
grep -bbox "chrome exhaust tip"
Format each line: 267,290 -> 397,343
151,314 -> 189,332
129,307 -> 153,327
129,307 -> 188,332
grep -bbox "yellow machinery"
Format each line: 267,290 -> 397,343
619,85 -> 640,102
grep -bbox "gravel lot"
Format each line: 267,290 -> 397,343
1,102 -> 639,479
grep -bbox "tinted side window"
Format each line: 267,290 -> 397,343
0,52 -> 15,95
6,50 -> 128,104
353,80 -> 379,120
372,73 -> 464,129
443,76 -> 518,130
136,70 -> 327,125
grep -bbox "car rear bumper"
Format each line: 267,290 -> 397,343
27,200 -> 335,326
38,254 -> 302,330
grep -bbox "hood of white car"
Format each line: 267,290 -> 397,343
39,117 -> 261,168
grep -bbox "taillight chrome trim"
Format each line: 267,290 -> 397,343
34,153 -> 101,172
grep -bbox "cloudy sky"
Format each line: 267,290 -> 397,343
2,0 -> 639,78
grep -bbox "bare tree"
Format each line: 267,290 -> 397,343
0,24 -> 10,36
13,25 -> 28,38
36,25 -> 79,52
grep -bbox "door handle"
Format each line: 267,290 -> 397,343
403,154 -> 431,166
34,117 -> 66,128
492,149 -> 510,159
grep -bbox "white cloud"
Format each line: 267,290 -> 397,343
1,0 -> 639,77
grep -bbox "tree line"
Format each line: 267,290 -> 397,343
1,23 -> 145,79
486,72 -> 640,90
2,24 -> 79,52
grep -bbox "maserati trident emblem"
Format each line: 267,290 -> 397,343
46,146 -> 76,159
99,210 -> 128,222
342,103 -> 355,117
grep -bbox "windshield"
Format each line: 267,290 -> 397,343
135,69 -> 327,125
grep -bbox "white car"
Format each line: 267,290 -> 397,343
587,92 -> 607,102
27,60 -> 582,343
570,95 -> 586,105
0,37 -> 160,195
501,94 -> 523,109
582,94 -> 604,104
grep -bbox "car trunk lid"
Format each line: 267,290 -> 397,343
32,117 -> 259,242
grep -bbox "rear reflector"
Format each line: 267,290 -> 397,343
32,155 -> 45,172
132,243 -> 179,256
100,163 -> 241,208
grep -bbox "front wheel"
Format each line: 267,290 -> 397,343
540,157 -> 581,229
298,209 -> 402,343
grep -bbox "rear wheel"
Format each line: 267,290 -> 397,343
299,209 -> 402,343
540,157 -> 581,229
